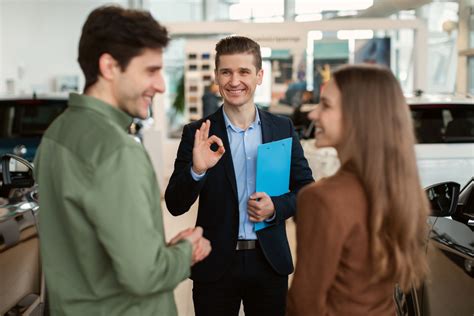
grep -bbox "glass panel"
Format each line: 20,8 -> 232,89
418,2 -> 459,93
12,105 -> 64,136
0,101 -> 66,138
306,29 -> 415,96
458,179 -> 474,216
411,104 -> 474,143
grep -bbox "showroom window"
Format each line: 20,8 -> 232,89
417,1 -> 459,94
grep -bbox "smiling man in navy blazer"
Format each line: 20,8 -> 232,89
165,36 -> 314,316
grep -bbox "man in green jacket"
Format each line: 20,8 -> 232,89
34,5 -> 211,315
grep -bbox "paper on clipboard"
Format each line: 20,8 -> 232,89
254,137 -> 292,231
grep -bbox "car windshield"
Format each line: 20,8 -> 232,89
0,99 -> 66,138
411,103 -> 474,143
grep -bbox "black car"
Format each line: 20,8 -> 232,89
396,179 -> 474,316
0,154 -> 42,315
0,95 -> 68,161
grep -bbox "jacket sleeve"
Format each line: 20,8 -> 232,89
286,185 -> 347,316
83,145 -> 192,296
271,118 -> 314,224
165,123 -> 207,215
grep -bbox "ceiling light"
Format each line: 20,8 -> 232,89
337,30 -> 374,40
296,0 -> 373,12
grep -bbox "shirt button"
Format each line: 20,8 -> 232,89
247,157 -> 251,160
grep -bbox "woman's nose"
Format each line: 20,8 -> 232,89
308,105 -> 319,121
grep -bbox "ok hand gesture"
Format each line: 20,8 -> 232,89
192,120 -> 225,174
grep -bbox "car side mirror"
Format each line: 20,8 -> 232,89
425,182 -> 460,217
1,154 -> 35,189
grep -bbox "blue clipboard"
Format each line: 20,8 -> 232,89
254,137 -> 292,231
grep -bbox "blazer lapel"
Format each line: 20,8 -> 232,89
259,108 -> 274,144
210,108 -> 238,201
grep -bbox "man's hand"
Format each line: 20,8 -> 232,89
168,227 -> 194,246
187,232 -> 212,265
168,227 -> 211,266
247,192 -> 275,222
192,120 -> 225,174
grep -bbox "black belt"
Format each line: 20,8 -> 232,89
236,240 -> 259,251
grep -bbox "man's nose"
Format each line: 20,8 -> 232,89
153,74 -> 166,93
230,74 -> 240,86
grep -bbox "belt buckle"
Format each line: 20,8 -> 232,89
236,240 -> 257,251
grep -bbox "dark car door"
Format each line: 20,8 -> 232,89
421,180 -> 474,316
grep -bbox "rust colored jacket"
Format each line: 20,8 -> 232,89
287,169 -> 396,316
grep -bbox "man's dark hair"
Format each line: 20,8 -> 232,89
78,5 -> 169,91
215,36 -> 262,71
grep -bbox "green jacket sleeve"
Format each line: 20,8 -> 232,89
83,145 -> 192,296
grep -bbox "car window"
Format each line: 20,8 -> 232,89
0,100 -> 66,138
459,179 -> 474,219
411,103 -> 474,143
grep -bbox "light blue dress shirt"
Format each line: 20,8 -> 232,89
191,108 -> 274,240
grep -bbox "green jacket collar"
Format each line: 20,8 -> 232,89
68,93 -> 133,131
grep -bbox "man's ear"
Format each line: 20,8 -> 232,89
256,68 -> 264,85
98,53 -> 119,81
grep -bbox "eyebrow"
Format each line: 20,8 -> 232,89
146,65 -> 162,71
320,96 -> 330,103
218,67 -> 252,72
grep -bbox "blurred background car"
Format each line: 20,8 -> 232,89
409,95 -> 474,187
298,95 -> 474,186
0,95 -> 68,162
0,94 -> 153,163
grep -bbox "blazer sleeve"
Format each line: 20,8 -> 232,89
165,123 -> 207,215
287,185 -> 349,316
270,118 -> 314,224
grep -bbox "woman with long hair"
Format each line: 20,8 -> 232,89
287,64 -> 429,316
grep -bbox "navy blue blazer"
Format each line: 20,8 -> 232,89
165,107 -> 314,283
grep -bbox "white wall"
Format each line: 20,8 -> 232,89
0,0 -> 126,95
0,0 -> 230,96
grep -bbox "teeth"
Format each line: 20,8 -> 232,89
315,127 -> 323,133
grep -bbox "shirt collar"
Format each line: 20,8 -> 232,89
222,106 -> 261,133
68,93 -> 133,131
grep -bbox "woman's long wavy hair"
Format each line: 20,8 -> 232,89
333,64 -> 429,291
